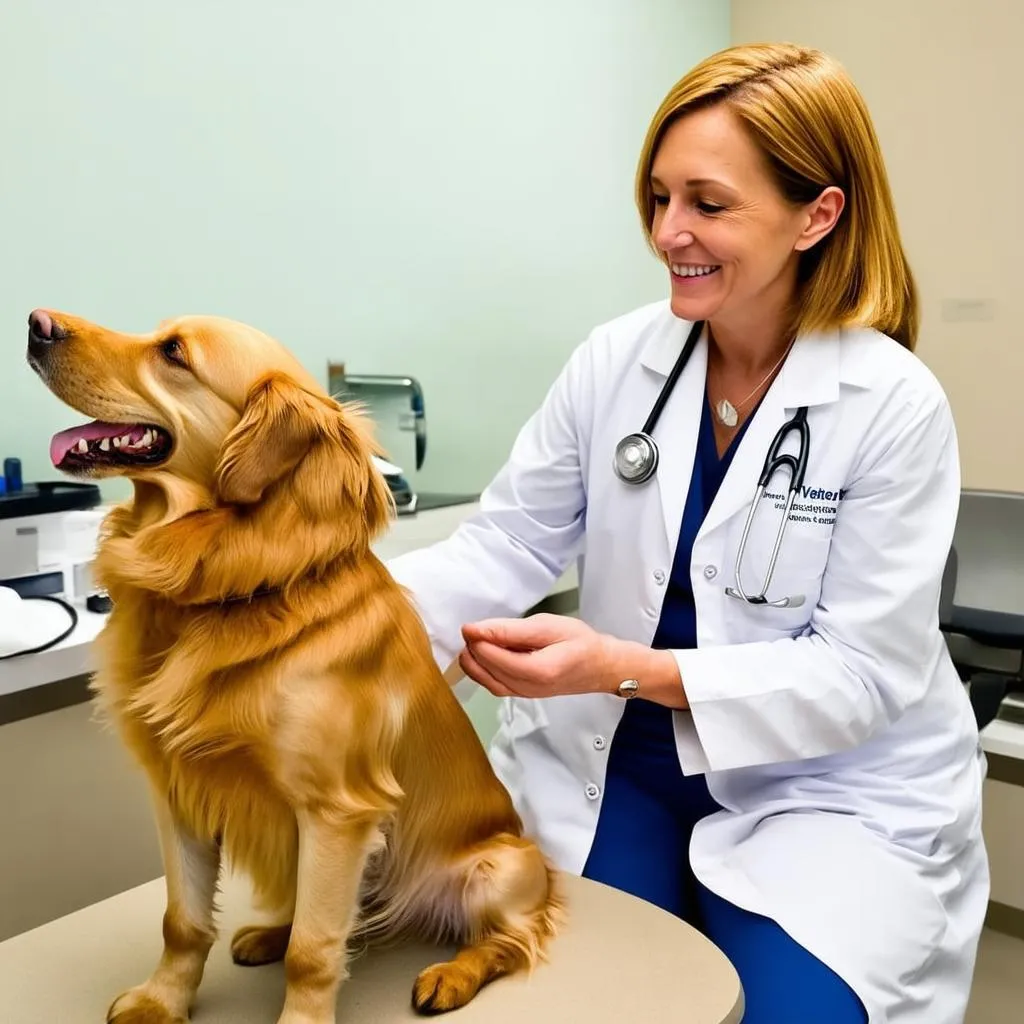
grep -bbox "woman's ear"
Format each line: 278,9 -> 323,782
795,185 -> 846,252
216,373 -> 326,505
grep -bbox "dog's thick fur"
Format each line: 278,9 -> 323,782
28,311 -> 563,1024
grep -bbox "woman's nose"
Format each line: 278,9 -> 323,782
653,211 -> 695,253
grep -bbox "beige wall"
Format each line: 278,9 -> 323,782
732,0 -> 1022,492
982,777 -> 1024,915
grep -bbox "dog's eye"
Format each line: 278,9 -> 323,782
160,337 -> 188,369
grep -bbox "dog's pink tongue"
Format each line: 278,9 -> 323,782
49,422 -> 142,467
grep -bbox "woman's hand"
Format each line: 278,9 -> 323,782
458,614 -> 614,699
457,613 -> 688,707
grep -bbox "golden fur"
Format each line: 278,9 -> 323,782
28,310 -> 563,1024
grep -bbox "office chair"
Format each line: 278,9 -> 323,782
939,490 -> 1024,731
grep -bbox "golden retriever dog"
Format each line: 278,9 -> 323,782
26,308 -> 563,1024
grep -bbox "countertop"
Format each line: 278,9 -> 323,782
0,870 -> 743,1024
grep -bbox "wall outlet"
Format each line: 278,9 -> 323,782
941,298 -> 996,323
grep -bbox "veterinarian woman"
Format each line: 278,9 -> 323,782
386,43 -> 988,1023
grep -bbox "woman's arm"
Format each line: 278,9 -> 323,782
459,378 -> 962,773
386,338 -> 593,675
669,387 -> 961,772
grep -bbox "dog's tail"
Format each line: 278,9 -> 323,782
407,833 -> 565,1015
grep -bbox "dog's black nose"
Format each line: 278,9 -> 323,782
28,309 -> 66,345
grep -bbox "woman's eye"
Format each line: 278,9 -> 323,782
652,193 -> 670,207
160,338 -> 188,368
697,200 -> 726,215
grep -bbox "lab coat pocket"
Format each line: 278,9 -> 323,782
721,527 -> 833,639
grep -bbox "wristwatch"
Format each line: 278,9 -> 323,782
617,678 -> 640,699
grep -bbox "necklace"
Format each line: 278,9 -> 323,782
712,338 -> 795,428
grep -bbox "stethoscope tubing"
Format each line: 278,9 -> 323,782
613,319 -> 811,608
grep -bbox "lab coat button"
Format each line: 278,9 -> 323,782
593,735 -> 606,750
703,564 -> 718,580
653,569 -> 666,585
585,782 -> 600,800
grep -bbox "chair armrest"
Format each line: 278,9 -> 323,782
946,606 -> 1024,651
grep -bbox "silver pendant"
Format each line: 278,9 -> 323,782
716,398 -> 738,427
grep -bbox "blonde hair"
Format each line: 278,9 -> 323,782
635,42 -> 918,350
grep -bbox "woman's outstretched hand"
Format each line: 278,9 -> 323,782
457,613 -> 688,707
454,612 -> 686,711
458,613 -> 618,699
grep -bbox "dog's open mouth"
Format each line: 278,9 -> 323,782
50,421 -> 173,472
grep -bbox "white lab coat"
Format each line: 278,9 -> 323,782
386,300 -> 990,1023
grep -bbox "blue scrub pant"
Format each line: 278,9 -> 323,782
582,701 -> 867,1024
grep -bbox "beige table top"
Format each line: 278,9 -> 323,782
0,870 -> 742,1024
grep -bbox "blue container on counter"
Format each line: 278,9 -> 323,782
3,458 -> 23,494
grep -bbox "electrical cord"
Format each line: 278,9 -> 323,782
0,594 -> 79,660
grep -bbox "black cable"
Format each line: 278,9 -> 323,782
0,594 -> 79,661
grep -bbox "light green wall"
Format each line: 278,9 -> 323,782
464,688 -> 503,747
1,2 -> 729,501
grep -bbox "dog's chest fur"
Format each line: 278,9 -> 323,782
95,602 -> 303,886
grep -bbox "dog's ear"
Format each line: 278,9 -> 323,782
214,372 -> 394,545
216,373 -> 325,505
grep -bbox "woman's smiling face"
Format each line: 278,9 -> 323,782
649,102 -> 841,334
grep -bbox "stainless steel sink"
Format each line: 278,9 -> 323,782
396,492 -> 478,515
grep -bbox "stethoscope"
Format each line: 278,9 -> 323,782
613,319 -> 810,608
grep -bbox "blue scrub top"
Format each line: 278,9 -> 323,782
583,389 -> 758,869
653,388 -> 754,652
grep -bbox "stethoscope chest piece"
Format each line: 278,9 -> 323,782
613,318 -> 704,487
614,431 -> 659,484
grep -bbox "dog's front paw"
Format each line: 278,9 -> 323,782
231,922 -> 292,966
412,962 -> 483,1015
274,1011 -> 335,1024
106,986 -> 187,1024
